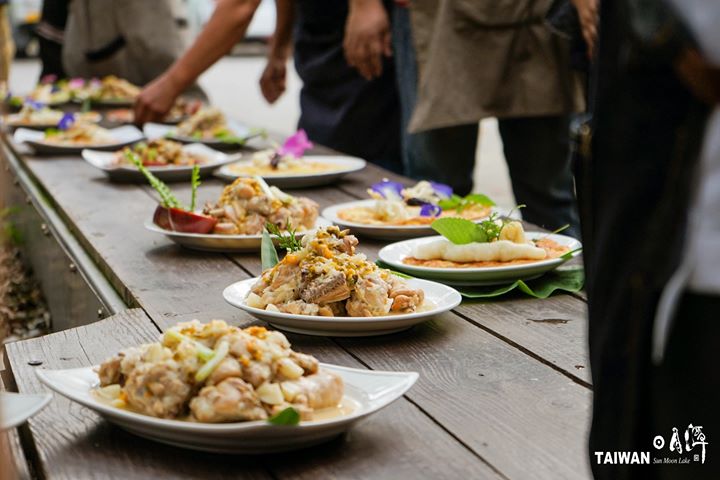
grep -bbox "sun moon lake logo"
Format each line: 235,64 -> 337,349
594,423 -> 708,466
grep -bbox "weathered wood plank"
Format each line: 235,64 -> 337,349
335,314 -> 592,480
456,296 -> 590,384
5,309 -> 271,480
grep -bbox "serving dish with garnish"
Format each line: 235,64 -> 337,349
322,179 -> 497,239
5,76 -> 74,109
215,130 -> 365,188
4,102 -> 101,130
223,225 -> 461,336
378,216 -> 582,286
73,75 -> 140,106
82,139 -> 240,182
136,158 -> 327,251
35,320 -> 417,453
144,108 -> 263,150
0,391 -> 52,430
105,97 -> 204,125
13,115 -> 144,154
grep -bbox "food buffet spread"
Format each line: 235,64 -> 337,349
0,77 -> 592,480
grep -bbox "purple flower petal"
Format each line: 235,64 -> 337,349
277,129 -> 314,158
40,74 -> 57,85
69,78 -> 85,89
419,202 -> 442,217
57,113 -> 76,131
430,181 -> 453,199
370,179 -> 404,200
26,100 -> 45,110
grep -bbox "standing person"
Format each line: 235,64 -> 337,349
36,0 -> 69,79
579,0 -> 720,478
63,0 -> 188,86
260,0 -> 402,172
345,0 -> 584,236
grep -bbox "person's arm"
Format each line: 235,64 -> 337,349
571,0 -> 599,57
343,0 -> 392,80
135,0 -> 261,124
259,0 -> 294,104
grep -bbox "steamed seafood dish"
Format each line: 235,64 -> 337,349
114,139 -> 207,167
44,122 -> 116,145
338,180 -> 493,226
176,107 -> 236,141
202,177 -> 319,235
95,320 -> 346,422
247,226 -> 426,317
405,218 -> 570,269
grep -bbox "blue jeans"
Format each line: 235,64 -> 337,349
391,6 -> 580,237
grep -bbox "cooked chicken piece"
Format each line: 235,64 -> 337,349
270,263 -> 301,291
98,355 -> 122,386
286,371 -> 344,409
388,276 -> 425,312
213,222 -> 238,235
346,274 -> 393,317
242,213 -> 266,234
290,351 -> 319,375
242,361 -> 272,388
232,182 -> 255,199
207,357 -> 243,386
246,196 -> 273,216
300,270 -> 351,304
274,300 -> 320,316
341,235 -> 359,254
124,360 -> 192,419
190,377 -> 267,422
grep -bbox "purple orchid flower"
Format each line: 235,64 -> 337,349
430,181 -> 453,199
370,179 -> 404,200
57,113 -> 76,131
26,100 -> 45,110
40,74 -> 58,85
419,202 -> 442,217
277,129 -> 314,158
68,78 -> 85,89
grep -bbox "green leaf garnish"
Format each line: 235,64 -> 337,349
190,164 -> 201,212
44,128 -> 60,137
81,98 -> 91,113
438,193 -> 495,212
126,151 -> 183,209
268,407 -> 301,426
261,228 -> 280,270
265,221 -> 302,253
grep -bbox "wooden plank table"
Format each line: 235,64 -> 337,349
1,136 -> 592,479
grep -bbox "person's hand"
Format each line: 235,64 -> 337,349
134,73 -> 182,125
344,0 -> 392,80
572,0 -> 599,57
260,56 -> 287,104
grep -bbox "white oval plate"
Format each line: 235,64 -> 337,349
13,125 -> 145,155
82,143 -> 241,182
215,155 -> 366,188
145,217 -> 332,253
322,200 -> 513,240
36,364 -> 417,454
223,277 -> 461,336
378,233 -> 582,286
0,391 -> 52,430
4,112 -> 103,131
144,122 -> 261,151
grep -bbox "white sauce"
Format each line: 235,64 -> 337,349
412,238 -> 546,263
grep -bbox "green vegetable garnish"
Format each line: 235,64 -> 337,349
127,151 -> 183,209
190,164 -> 201,211
81,98 -> 91,113
265,222 -> 302,253
163,330 -> 215,361
438,193 -> 495,213
268,407 -> 301,426
431,213 -> 513,245
195,341 -> 229,383
44,128 -> 60,137
261,228 -> 280,270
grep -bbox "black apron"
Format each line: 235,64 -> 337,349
293,0 -> 403,173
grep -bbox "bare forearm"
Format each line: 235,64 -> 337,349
165,0 -> 261,93
270,0 -> 294,60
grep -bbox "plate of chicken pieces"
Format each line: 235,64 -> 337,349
35,320 -> 418,453
223,226 -> 462,336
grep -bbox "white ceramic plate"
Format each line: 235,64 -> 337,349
0,391 -> 52,430
13,125 -> 145,155
82,143 -> 241,182
145,217 -> 332,253
144,122 -> 260,151
4,112 -> 102,131
36,364 -> 417,453
223,277 -> 461,336
215,155 -> 366,188
378,233 -> 582,286
322,200 -> 514,240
